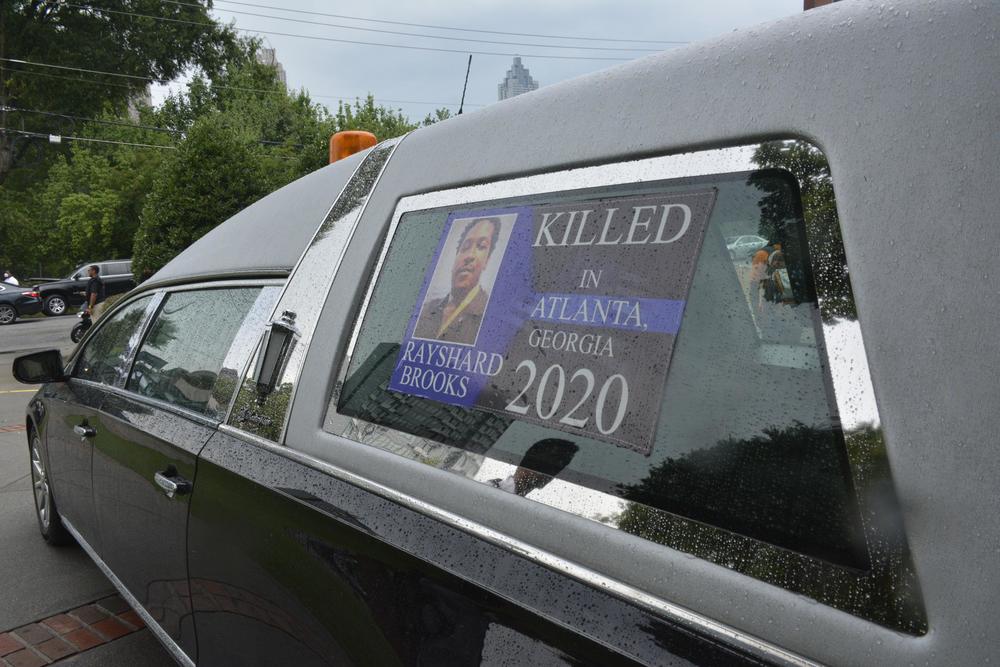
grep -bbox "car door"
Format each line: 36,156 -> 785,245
43,295 -> 157,551
91,283 -> 279,661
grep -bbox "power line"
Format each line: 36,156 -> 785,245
3,107 -> 310,149
144,3 -> 663,52
2,127 -> 304,159
3,106 -> 182,134
52,3 -> 636,61
2,59 -> 483,107
1,127 -> 178,150
164,0 -> 685,45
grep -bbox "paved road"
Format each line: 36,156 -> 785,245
0,314 -> 80,356
0,315 -> 173,665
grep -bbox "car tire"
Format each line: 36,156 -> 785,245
0,304 -> 16,325
29,429 -> 74,546
43,294 -> 68,316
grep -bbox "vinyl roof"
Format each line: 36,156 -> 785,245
142,149 -> 366,289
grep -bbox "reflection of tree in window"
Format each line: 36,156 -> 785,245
77,298 -> 152,384
616,422 -> 925,634
751,141 -> 857,321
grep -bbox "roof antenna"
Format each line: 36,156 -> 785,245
458,55 -> 472,115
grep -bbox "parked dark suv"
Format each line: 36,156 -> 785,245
34,259 -> 134,316
10,3 -> 999,665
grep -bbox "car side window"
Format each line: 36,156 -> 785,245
75,296 -> 155,385
126,287 -> 279,419
324,142 -> 925,634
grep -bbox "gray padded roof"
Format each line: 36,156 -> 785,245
143,149 -> 366,288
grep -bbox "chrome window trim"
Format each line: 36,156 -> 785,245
275,136 -> 407,444
75,379 -> 221,429
220,136 -> 408,439
61,516 -> 196,667
217,422 -> 815,667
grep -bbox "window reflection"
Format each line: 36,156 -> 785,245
127,288 -> 273,419
75,296 -> 154,385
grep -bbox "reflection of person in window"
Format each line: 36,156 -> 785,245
489,439 -> 579,496
414,217 -> 500,345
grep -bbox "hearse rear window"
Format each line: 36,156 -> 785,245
325,142 -> 925,634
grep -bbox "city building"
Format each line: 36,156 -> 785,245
257,48 -> 287,87
497,56 -> 538,101
127,85 -> 152,122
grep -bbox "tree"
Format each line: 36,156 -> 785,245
0,109 -> 173,278
0,0 -> 238,181
332,95 -> 418,142
132,114 -> 270,278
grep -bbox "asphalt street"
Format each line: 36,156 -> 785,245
0,315 -> 173,665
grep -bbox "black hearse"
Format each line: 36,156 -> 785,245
13,2 -> 999,664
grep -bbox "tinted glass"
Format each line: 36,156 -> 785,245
107,262 -> 131,275
75,296 -> 154,385
326,144 -> 925,633
127,288 -> 276,418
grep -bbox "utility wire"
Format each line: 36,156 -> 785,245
3,107 -> 308,148
50,2 -> 636,61
2,127 -> 303,159
161,0 -> 685,45
1,127 -> 178,150
140,3 -> 663,52
3,106 -> 182,134
2,59 -> 482,107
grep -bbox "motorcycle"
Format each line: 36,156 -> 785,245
71,310 -> 91,343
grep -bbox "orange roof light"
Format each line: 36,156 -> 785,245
329,131 -> 378,164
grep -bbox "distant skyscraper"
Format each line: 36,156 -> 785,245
498,57 -> 539,101
127,85 -> 152,122
257,47 -> 287,87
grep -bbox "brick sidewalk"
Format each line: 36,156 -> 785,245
0,594 -> 144,666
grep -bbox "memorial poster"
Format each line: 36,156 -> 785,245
388,189 -> 717,454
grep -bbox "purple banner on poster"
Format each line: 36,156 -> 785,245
388,189 -> 717,454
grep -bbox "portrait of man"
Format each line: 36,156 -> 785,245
413,214 -> 513,346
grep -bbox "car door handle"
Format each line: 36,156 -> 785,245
73,424 -> 96,439
154,471 -> 192,499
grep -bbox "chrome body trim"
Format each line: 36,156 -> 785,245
219,136 -> 407,438
217,422 -> 817,667
275,136 -> 406,444
61,516 -> 196,667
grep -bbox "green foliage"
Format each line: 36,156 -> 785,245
132,114 -> 270,278
0,114 -> 171,277
332,95 -> 418,140
1,0 -> 238,181
0,12 -> 454,280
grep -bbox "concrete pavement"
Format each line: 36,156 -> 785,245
0,316 -> 172,665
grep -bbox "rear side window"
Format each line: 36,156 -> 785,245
76,296 -> 155,385
106,262 -> 131,276
127,287 -> 279,418
325,142 -> 925,633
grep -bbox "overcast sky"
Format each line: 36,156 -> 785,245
153,0 -> 802,121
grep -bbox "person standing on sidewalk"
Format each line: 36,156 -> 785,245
84,265 -> 106,320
